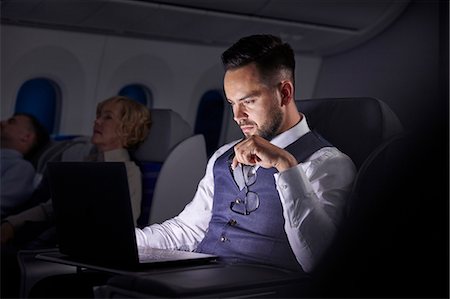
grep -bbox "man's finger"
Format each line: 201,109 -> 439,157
231,156 -> 239,170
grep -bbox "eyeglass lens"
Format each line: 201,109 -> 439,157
243,166 -> 256,186
230,166 -> 259,215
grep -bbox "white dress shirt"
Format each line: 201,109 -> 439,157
136,115 -> 356,272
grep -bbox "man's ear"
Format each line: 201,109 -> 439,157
280,81 -> 294,106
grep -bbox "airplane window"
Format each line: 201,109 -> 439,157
118,84 -> 153,107
194,90 -> 224,157
14,78 -> 61,134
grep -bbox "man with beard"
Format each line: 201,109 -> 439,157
135,34 -> 356,274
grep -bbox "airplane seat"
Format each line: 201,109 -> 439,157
26,136 -> 80,172
297,97 -> 403,169
311,133 -> 415,297
10,136 -> 93,213
31,108 -> 206,227
297,98 -> 415,296
35,136 -> 92,174
16,110 -> 206,298
92,98 -> 409,299
14,137 -> 93,298
17,249 -> 76,298
131,109 -> 207,226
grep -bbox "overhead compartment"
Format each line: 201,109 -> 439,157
1,0 -> 410,55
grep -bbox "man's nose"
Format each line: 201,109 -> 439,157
233,104 -> 247,123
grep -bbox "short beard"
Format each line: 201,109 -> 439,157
257,105 -> 283,141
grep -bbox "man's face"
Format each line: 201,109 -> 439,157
0,115 -> 35,148
91,101 -> 125,152
224,63 -> 283,140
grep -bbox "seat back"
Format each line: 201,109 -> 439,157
131,109 -> 207,226
149,134 -> 207,224
133,109 -> 192,163
35,136 -> 92,174
296,98 -> 412,296
311,133 -> 412,297
17,249 -> 76,298
297,97 -> 403,169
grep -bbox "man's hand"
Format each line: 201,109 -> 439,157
1,222 -> 15,245
232,135 -> 298,172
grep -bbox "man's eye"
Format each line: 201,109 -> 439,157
243,99 -> 255,105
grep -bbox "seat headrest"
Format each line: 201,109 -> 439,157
297,97 -> 403,169
133,109 -> 192,162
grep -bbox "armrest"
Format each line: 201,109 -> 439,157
95,263 -> 309,298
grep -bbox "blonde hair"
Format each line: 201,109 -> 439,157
96,96 -> 151,149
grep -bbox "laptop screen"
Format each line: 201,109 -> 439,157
47,161 -> 218,269
48,162 -> 140,266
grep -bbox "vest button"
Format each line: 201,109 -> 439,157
234,198 -> 241,204
228,219 -> 237,226
220,236 -> 227,242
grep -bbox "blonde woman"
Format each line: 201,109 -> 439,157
89,96 -> 151,222
1,96 -> 151,246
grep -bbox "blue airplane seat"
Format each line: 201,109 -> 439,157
132,109 -> 191,227
131,109 -> 207,226
135,161 -> 162,228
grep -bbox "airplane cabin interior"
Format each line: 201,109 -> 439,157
1,0 -> 448,298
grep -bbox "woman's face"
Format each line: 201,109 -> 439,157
91,101 -> 125,152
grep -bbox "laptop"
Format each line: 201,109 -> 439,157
40,161 -> 217,271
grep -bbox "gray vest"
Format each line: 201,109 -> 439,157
196,131 -> 331,271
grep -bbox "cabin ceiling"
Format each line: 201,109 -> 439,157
1,0 -> 411,55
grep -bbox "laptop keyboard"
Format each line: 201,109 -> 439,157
139,248 -> 196,262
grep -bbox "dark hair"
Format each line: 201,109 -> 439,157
15,113 -> 50,160
221,34 -> 295,85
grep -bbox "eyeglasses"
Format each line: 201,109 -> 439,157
230,165 -> 260,215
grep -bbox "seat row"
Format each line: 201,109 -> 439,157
34,109 -> 207,226
21,97 -> 412,297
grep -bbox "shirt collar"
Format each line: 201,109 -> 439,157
270,113 -> 311,149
